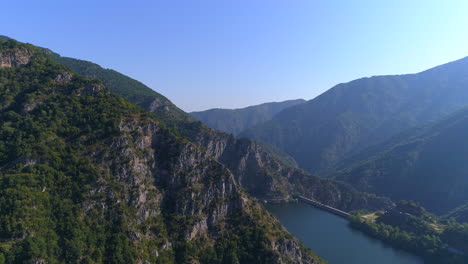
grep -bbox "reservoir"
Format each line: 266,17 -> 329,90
265,202 -> 424,264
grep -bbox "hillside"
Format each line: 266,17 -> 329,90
190,99 -> 305,135
0,38 -> 323,263
241,57 -> 468,174
332,107 -> 468,214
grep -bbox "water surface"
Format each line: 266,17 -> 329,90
266,202 -> 424,264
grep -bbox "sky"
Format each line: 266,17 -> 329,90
2,0 -> 468,112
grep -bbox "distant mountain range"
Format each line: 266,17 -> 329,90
240,56 -> 468,174
190,99 -> 305,135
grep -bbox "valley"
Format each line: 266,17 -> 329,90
266,202 -> 424,264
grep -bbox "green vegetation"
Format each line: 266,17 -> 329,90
350,201 -> 468,263
46,51 -> 193,131
0,40 -> 142,263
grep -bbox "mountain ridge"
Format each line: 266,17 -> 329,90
190,99 -> 306,135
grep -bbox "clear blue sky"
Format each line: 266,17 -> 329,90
2,0 -> 468,111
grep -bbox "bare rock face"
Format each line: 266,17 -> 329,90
22,99 -> 43,112
148,97 -> 171,113
0,46 -> 35,68
274,237 -> 318,264
54,72 -> 73,83
31,259 -> 47,264
107,118 -> 242,225
87,117 -> 321,263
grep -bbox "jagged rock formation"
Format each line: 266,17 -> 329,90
185,124 -> 391,211
0,45 -> 35,68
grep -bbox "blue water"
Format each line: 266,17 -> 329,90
265,202 -> 424,264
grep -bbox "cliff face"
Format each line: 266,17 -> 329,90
186,126 -> 392,211
0,45 -> 35,68
93,115 -> 319,263
0,40 -> 322,263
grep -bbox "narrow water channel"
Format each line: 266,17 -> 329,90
265,202 -> 424,264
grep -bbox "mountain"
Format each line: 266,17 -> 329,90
40,37 -> 391,213
241,57 -> 468,174
190,99 -> 306,135
0,38 -> 325,263
331,107 -> 468,214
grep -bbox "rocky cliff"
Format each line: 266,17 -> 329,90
185,124 -> 392,211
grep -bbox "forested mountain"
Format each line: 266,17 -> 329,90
241,57 -> 468,173
332,107 -> 468,215
0,38 -> 325,263
445,203 -> 468,223
42,37 -> 391,212
190,99 -> 305,135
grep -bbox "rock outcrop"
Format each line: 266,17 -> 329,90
0,45 -> 35,68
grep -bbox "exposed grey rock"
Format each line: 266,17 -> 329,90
0,46 -> 35,68
148,97 -> 170,113
54,72 -> 73,83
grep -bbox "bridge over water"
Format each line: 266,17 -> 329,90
296,195 -> 350,218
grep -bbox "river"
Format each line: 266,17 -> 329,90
265,202 -> 424,264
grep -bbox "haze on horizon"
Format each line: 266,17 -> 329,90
2,0 -> 468,112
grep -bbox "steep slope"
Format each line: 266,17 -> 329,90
332,107 -> 468,214
190,99 -> 305,135
39,39 -> 392,212
241,57 -> 468,173
0,39 -> 323,263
